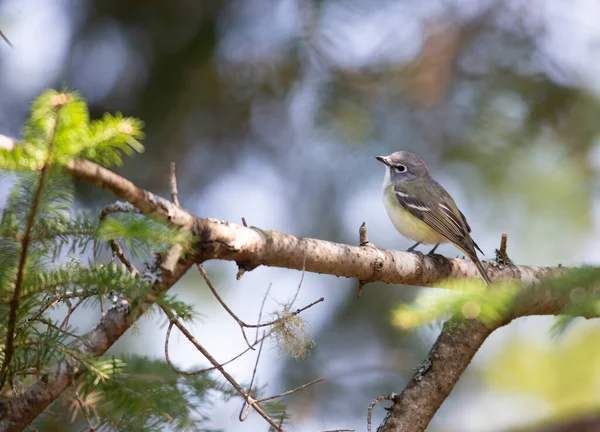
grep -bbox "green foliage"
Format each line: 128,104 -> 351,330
88,356 -> 222,432
0,89 -> 224,430
99,213 -> 193,258
392,268 -> 600,334
392,279 -> 518,330
0,89 -> 144,172
154,293 -> 200,323
35,355 -> 231,432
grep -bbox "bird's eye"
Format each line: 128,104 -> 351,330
394,164 -> 407,173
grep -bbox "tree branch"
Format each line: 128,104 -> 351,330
375,270 -> 599,432
0,135 -> 575,431
192,216 -> 555,285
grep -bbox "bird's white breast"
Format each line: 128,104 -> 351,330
381,168 -> 447,245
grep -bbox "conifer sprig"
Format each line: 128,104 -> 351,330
0,94 -> 65,389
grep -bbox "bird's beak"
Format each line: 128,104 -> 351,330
376,156 -> 390,166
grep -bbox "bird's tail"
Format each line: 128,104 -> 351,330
453,242 -> 492,284
470,253 -> 491,285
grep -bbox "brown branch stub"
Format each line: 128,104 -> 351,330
495,232 -> 513,266
169,162 -> 180,207
357,222 -> 378,297
359,222 -> 371,247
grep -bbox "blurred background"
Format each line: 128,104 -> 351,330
2,0 -> 600,430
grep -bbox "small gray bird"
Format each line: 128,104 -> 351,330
376,151 -> 491,284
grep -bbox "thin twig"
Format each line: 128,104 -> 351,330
164,320 -> 268,375
99,202 -> 140,276
290,253 -> 306,306
109,240 -> 138,276
197,264 -> 322,329
35,318 -> 81,340
256,378 -> 324,403
277,410 -> 286,431
5,288 -> 99,306
367,393 -> 397,432
255,284 -> 272,343
61,297 -> 85,331
158,305 -> 282,430
239,333 -> 266,421
0,104 -> 62,389
71,373 -> 97,432
0,29 -> 13,48
169,162 -> 180,206
19,294 -> 61,327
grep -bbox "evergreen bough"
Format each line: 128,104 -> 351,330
0,90 -> 230,431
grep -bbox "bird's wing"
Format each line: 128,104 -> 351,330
393,180 -> 479,256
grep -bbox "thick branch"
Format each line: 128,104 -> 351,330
193,217 -> 555,286
66,159 -> 195,228
376,277 -> 590,432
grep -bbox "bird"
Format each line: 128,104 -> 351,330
376,151 -> 491,284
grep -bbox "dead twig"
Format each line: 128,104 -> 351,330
169,162 -> 180,206
99,202 -> 141,277
60,297 -> 85,331
158,305 -> 282,430
164,320 -> 268,375
495,232 -> 513,265
255,283 -> 272,344
255,378 -> 324,403
197,264 -> 321,330
0,29 -> 13,48
71,373 -> 97,432
367,393 -> 398,432
239,333 -> 266,421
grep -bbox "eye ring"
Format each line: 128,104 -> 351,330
394,164 -> 407,173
